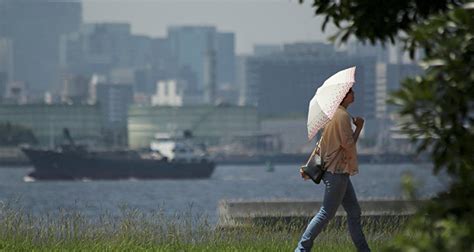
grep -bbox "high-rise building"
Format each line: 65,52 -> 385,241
0,71 -> 7,103
60,23 -> 133,76
214,33 -> 236,104
94,83 -> 133,128
244,42 -> 377,119
130,35 -> 153,68
0,38 -> 13,103
0,38 -> 13,84
94,81 -> 133,147
150,38 -> 174,75
216,32 -> 236,88
0,0 -> 82,93
203,45 -> 217,104
167,26 -> 216,104
167,26 -> 235,104
346,40 -> 389,63
236,55 -> 250,106
61,75 -> 91,105
60,23 -> 176,100
253,44 -> 283,56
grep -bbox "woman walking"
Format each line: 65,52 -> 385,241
296,88 -> 371,252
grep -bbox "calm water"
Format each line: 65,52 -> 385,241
0,164 -> 447,222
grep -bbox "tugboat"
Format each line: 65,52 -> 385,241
22,129 -> 215,180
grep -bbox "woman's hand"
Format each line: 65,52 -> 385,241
300,168 -> 310,180
352,117 -> 364,129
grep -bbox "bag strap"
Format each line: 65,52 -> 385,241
305,133 -> 324,165
311,131 -> 343,169
314,130 -> 326,156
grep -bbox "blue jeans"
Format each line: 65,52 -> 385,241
295,172 -> 371,252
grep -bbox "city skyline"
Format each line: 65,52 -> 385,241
82,0 -> 334,54
0,0 -> 421,153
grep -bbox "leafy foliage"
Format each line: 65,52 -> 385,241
392,6 -> 474,180
386,183 -> 474,251
301,0 -> 474,251
387,6 -> 474,250
300,0 -> 463,44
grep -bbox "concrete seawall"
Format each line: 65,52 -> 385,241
218,199 -> 427,229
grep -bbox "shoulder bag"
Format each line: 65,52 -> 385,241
300,139 -> 325,184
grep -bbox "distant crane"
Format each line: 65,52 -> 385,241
187,105 -> 222,136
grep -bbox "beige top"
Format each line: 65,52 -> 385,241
319,106 -> 358,175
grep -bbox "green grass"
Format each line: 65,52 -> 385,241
0,203 -> 405,251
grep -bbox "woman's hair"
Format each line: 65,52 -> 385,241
340,88 -> 353,105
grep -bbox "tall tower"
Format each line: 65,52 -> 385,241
0,0 -> 82,95
203,37 -> 216,104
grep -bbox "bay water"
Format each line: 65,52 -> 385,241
0,164 -> 447,223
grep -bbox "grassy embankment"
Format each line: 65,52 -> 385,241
0,203 -> 407,251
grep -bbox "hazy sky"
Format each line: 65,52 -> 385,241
82,0 -> 335,54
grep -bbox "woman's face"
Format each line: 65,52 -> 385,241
343,88 -> 355,104
348,88 -> 355,103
